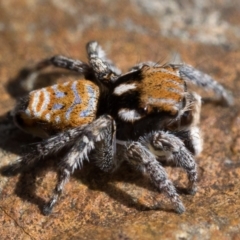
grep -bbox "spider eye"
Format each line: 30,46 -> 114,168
138,106 -> 149,115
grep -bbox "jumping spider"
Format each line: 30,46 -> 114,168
1,41 -> 233,215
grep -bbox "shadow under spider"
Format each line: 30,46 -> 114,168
12,159 -> 178,215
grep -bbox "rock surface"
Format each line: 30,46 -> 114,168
0,0 -> 240,239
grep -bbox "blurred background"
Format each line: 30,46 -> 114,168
0,1 -> 240,239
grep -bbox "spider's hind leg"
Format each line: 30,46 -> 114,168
0,124 -> 81,176
20,55 -> 92,87
28,55 -> 90,73
42,115 -> 116,215
14,52 -> 95,94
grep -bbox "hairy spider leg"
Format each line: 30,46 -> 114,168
124,141 -> 185,213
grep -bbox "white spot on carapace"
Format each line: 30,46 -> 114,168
118,108 -> 142,122
113,83 -> 137,96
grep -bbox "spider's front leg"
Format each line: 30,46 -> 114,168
124,141 -> 185,214
43,115 -> 116,215
141,131 -> 198,195
87,41 -> 121,84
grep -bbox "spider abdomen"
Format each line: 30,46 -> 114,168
14,79 -> 100,136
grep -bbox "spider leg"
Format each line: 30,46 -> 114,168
170,64 -> 233,106
0,127 -> 79,176
14,54 -> 95,94
25,55 -> 92,77
167,92 -> 203,156
123,141 -> 185,214
42,115 -> 116,215
141,131 -> 198,195
91,119 -> 117,172
1,115 -> 115,175
86,41 -> 121,84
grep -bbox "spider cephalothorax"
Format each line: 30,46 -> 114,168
1,41 -> 233,215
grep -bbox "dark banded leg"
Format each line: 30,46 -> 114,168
42,115 -> 116,215
42,167 -> 71,215
26,55 -> 91,76
141,131 -> 198,195
125,141 -> 185,214
86,41 -> 121,84
13,54 -> 94,93
1,115 -> 115,176
171,64 -> 234,106
0,127 -> 80,176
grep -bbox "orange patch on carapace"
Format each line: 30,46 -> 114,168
139,66 -> 185,115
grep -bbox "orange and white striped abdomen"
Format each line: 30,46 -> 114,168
22,80 -> 100,132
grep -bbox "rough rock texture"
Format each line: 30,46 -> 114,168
0,0 -> 240,239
